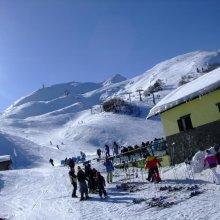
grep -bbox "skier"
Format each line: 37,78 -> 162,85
69,170 -> 78,198
144,154 -> 161,183
96,171 -> 108,198
103,157 -> 114,183
204,150 -> 220,184
105,145 -> 110,157
49,158 -> 54,166
77,166 -> 89,201
97,148 -> 102,159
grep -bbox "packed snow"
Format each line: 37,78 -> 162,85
1,50 -> 220,220
0,155 -> 11,163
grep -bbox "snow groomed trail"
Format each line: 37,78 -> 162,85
1,163 -> 220,220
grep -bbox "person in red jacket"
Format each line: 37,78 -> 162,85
144,155 -> 161,183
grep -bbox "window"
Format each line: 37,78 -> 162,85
177,114 -> 193,132
216,103 -> 220,112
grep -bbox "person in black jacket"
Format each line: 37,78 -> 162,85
85,163 -> 95,193
68,158 -> 75,171
77,166 -> 89,201
96,171 -> 108,198
97,148 -> 102,159
69,170 -> 77,198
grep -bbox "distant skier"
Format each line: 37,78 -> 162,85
97,148 -> 102,159
64,157 -> 67,166
204,150 -> 220,184
112,141 -> 119,156
105,145 -> 110,157
49,158 -> 54,166
80,151 -> 86,162
103,157 -> 114,183
96,171 -> 108,198
69,170 -> 78,198
77,166 -> 89,201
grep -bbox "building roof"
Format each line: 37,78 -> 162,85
0,155 -> 11,163
147,67 -> 220,119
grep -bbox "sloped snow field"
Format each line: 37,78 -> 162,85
1,51 -> 220,219
1,158 -> 220,220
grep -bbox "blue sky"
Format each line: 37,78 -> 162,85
0,0 -> 220,111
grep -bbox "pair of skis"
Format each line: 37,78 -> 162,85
128,189 -> 204,209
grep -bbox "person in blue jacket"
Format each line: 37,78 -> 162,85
103,157 -> 114,183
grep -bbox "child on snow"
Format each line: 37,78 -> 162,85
96,171 -> 108,198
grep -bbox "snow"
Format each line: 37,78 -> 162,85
0,155 -> 11,163
1,159 -> 220,219
147,67 -> 220,118
0,50 -> 220,219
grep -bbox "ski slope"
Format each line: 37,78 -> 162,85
1,160 -> 220,220
1,50 -> 220,219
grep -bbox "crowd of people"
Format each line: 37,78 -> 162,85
49,139 -> 220,201
95,139 -> 165,184
96,137 -> 167,160
66,157 -> 113,200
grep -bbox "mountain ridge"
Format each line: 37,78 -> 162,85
1,50 -> 220,168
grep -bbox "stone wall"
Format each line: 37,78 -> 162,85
0,161 -> 11,171
166,120 -> 220,164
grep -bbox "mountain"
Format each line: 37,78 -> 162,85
1,50 -> 220,219
102,73 -> 127,86
0,50 -> 220,168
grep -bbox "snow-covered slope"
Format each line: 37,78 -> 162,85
0,50 -> 220,168
3,50 -> 220,120
1,50 -> 220,220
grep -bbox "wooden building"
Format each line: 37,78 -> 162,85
0,155 -> 12,171
147,68 -> 220,164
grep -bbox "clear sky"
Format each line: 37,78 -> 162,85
0,0 -> 220,111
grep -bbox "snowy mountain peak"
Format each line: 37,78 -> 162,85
102,74 -> 127,86
1,49 -> 220,170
